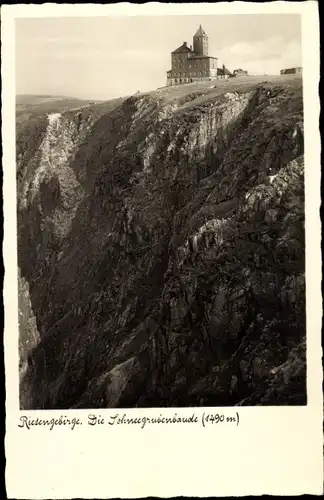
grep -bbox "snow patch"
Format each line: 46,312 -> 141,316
48,113 -> 61,125
269,174 -> 278,184
20,110 -> 88,236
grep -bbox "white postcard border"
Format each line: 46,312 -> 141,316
2,2 -> 322,498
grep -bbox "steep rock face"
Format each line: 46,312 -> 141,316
17,79 -> 306,409
18,269 -> 40,383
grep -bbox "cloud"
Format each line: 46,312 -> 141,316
25,36 -> 87,46
123,47 -> 166,61
51,49 -> 105,60
215,35 -> 301,74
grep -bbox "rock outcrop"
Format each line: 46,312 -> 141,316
17,79 -> 306,409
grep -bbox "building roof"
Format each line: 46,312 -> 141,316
281,66 -> 302,71
194,24 -> 207,37
191,55 -> 218,60
217,67 -> 231,76
172,42 -> 193,54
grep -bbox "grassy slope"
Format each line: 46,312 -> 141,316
148,73 -> 302,101
16,95 -> 99,123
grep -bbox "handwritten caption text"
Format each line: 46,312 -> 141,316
18,412 -> 240,430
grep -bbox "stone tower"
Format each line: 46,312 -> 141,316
193,25 -> 208,56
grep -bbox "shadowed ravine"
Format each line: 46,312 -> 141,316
17,77 -> 306,409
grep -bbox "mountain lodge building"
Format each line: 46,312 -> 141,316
166,25 -> 221,86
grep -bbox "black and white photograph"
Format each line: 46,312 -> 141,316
16,13 -> 307,411
3,3 -> 323,498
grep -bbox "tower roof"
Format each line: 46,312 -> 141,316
194,24 -> 207,37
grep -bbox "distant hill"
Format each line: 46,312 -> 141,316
16,94 -> 82,105
16,94 -> 104,124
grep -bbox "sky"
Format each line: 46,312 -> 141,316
16,15 -> 302,100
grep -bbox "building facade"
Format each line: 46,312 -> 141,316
166,26 -> 219,86
280,67 -> 302,75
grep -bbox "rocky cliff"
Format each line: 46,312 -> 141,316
17,77 -> 306,409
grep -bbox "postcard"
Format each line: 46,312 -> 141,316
2,2 -> 322,498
